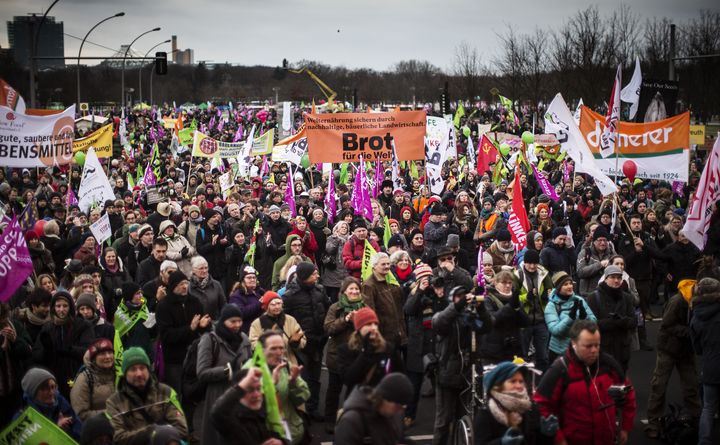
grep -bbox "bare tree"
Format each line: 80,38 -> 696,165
453,41 -> 484,100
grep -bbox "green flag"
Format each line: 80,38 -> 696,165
1,407 -> 79,444
243,343 -> 285,438
498,94 -> 517,123
113,329 -> 124,386
340,162 -> 349,185
409,160 -> 418,180
136,163 -> 144,185
361,239 -> 400,286
244,219 -> 261,267
383,216 -> 391,249
454,101 -> 465,128
126,172 -> 135,190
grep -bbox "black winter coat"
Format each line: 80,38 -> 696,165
473,404 -> 552,445
262,217 -> 292,260
136,255 -> 162,287
587,283 -> 636,368
657,293 -> 694,358
690,286 -> 720,384
616,231 -> 665,281
661,241 -> 701,291
195,222 -> 228,281
283,279 -> 330,345
539,241 -> 577,275
211,385 -> 284,445
334,386 -> 406,445
155,292 -> 208,365
481,289 -> 529,363
336,338 -> 404,390
432,300 -> 492,389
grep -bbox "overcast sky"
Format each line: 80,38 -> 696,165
1,0 -> 717,71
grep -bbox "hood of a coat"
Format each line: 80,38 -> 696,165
284,234 -> 302,257
342,386 -> 375,413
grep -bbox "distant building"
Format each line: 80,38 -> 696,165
102,45 -> 145,68
7,14 -> 64,69
171,35 -> 194,65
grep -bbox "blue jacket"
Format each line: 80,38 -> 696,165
15,392 -> 83,440
544,289 -> 596,354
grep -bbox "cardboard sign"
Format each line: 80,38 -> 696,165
305,111 -> 426,163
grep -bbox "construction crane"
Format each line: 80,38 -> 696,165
282,59 -> 340,110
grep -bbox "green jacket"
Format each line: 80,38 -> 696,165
276,366 -> 311,445
271,234 -> 310,291
513,265 -> 553,321
105,376 -> 187,445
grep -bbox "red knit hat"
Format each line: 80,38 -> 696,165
88,338 -> 113,361
353,307 -> 379,331
260,291 -> 282,311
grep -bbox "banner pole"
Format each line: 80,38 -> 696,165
185,155 -> 193,195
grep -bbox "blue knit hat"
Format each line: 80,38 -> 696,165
483,361 -> 523,395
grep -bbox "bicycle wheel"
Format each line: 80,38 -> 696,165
453,414 -> 473,445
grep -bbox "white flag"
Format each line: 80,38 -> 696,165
78,148 -> 116,212
620,56 -> 642,120
89,212 -> 112,246
573,98 -> 584,126
236,124 -> 256,178
599,65 -> 622,159
545,94 -> 618,196
683,136 -> 720,250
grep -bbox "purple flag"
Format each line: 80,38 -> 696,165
233,124 -> 244,142
66,189 -> 78,207
531,163 -> 559,201
672,180 -> 684,197
351,156 -> 373,220
562,160 -> 570,184
217,118 -> 224,133
325,169 -> 337,224
372,160 -> 383,198
0,216 -> 34,302
209,116 -> 216,130
285,164 -> 297,217
259,155 -> 269,178
143,161 -> 157,186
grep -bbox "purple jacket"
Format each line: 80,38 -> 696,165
229,287 -> 265,333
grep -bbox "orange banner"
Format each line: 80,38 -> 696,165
304,111 -> 426,163
579,106 -> 689,156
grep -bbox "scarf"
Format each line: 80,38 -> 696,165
215,323 -> 244,351
599,282 -> 623,302
488,388 -> 532,428
23,308 -> 48,326
394,265 -> 413,282
52,313 -> 70,326
480,208 -> 494,220
191,275 -> 210,289
105,261 -> 119,274
339,294 -> 365,315
259,313 -> 286,332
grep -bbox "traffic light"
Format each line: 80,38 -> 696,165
155,52 -> 168,75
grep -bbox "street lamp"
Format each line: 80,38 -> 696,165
29,0 -> 61,108
121,27 -> 160,110
139,39 -> 170,105
77,12 -> 124,109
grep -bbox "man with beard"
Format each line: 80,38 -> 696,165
263,205 -> 292,260
105,347 -> 188,445
272,234 -> 311,290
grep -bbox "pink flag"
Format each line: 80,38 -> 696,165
66,188 -> 78,207
562,160 -> 570,184
599,65 -> 621,158
285,164 -> 297,217
0,216 -> 34,302
324,169 -> 337,224
351,156 -> 373,220
531,163 -> 559,201
671,180 -> 684,197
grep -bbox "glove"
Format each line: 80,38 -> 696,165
454,295 -> 468,312
540,414 -> 559,436
180,246 -> 189,258
578,303 -> 587,320
568,300 -> 579,320
509,291 -> 520,309
501,427 -> 524,445
323,227 -> 332,236
361,333 -> 374,356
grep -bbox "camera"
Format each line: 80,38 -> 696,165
608,384 -> 632,406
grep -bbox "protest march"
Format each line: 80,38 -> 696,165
0,3 -> 719,445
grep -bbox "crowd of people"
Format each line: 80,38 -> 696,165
0,102 -> 719,445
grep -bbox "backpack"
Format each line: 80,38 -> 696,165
659,404 -> 698,445
181,333 -> 218,404
73,366 -> 96,403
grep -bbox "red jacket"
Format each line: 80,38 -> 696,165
533,349 -> 636,445
288,227 -> 318,264
342,235 -> 380,278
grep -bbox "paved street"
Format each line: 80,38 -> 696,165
310,307 -> 698,444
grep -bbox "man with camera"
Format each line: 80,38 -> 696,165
534,320 -> 637,445
431,285 -> 492,445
